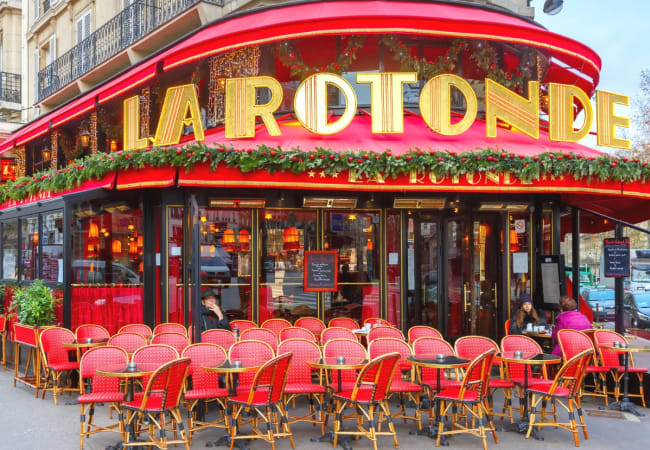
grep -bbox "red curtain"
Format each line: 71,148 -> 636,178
71,285 -> 143,334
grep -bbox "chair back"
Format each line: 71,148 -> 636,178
40,327 -> 75,367
151,332 -> 190,355
328,317 -> 360,331
201,329 -> 236,350
407,325 -> 442,344
458,349 -> 496,401
594,329 -> 629,367
229,340 -> 275,387
455,336 -> 500,368
153,323 -> 187,336
294,317 -> 326,338
240,327 -> 278,352
351,353 -> 400,403
132,344 -> 180,388
181,343 -> 228,388
321,327 -> 357,344
368,325 -> 404,342
118,324 -> 152,340
501,335 -> 544,379
558,329 -> 595,362
261,318 -> 292,336
279,326 -> 316,342
75,324 -> 110,341
278,338 -> 322,385
368,338 -> 413,382
323,338 -> 368,386
504,319 -> 511,336
79,346 -> 128,394
547,349 -> 593,397
137,358 -> 191,411
412,337 -> 455,381
363,317 -> 392,327
230,320 -> 258,333
243,353 -> 293,405
107,332 -> 148,354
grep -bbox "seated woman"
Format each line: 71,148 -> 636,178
509,293 -> 546,335
550,295 -> 592,355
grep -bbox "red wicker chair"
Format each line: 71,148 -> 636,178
0,314 -> 7,370
132,344 -> 179,393
368,338 -> 423,428
181,343 -> 229,445
261,318 -> 292,336
279,326 -> 316,342
321,326 -> 358,345
332,353 -> 401,450
118,324 -> 152,340
504,319 -> 511,336
322,338 -> 368,393
558,329 -> 610,405
228,340 -> 275,394
151,332 -> 190,355
435,349 -> 498,449
108,332 -> 148,355
594,329 -> 647,408
455,335 -> 515,423
230,319 -> 258,334
407,325 -> 442,344
368,325 -> 405,343
228,353 -> 295,449
278,338 -> 326,435
363,317 -> 392,327
78,346 -> 129,449
75,324 -> 110,341
294,317 -> 326,340
39,327 -> 80,404
153,322 -> 187,336
240,327 -> 278,352
328,317 -> 360,331
120,358 -> 191,449
201,329 -> 236,351
526,349 -> 593,446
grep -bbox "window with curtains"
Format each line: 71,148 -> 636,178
2,220 -> 18,280
20,216 -> 39,280
70,206 -> 143,334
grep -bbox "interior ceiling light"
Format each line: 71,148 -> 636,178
302,197 -> 357,208
543,0 -> 563,15
392,198 -> 446,209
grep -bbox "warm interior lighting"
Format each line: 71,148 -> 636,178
80,133 -> 90,147
137,234 -> 143,249
221,229 -> 237,252
42,149 -> 51,162
112,240 -> 122,255
367,239 -> 373,251
127,224 -> 135,231
238,229 -> 250,251
283,226 -> 300,251
509,229 -> 519,252
129,240 -> 138,256
109,139 -> 118,152
88,222 -> 99,239
32,232 -> 38,244
348,214 -> 357,220
264,213 -> 272,220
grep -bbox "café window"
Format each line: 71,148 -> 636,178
20,216 -> 39,280
2,220 -> 18,280
41,211 -> 63,283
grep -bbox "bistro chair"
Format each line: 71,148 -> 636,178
407,325 -> 442,344
331,353 -> 401,450
201,329 -> 236,351
240,327 -> 278,353
363,317 -> 392,328
118,324 -> 153,340
557,329 -> 610,405
153,322 -> 187,337
181,343 -> 229,445
229,340 -> 275,395
120,358 -> 191,449
321,326 -> 358,345
228,353 -> 294,450
368,325 -> 404,343
75,324 -> 110,341
328,317 -> 360,331
526,349 -> 593,446
279,326 -> 316,342
368,338 -> 423,428
504,319 -> 511,336
0,314 -> 7,370
261,318 -> 292,336
435,349 -> 498,449
78,346 -> 129,450
294,317 -> 326,340
278,338 -> 326,435
151,332 -> 190,355
455,335 -> 515,423
39,326 -> 80,405
322,338 -> 368,393
593,329 -> 647,408
108,332 -> 148,355
132,344 -> 180,395
230,319 -> 258,334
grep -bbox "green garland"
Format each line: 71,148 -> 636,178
1,144 -> 647,203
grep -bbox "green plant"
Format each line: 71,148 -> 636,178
9,280 -> 60,326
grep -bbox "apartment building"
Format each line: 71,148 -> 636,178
0,0 -> 22,143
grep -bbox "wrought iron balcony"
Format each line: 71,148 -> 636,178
37,0 -> 224,102
0,72 -> 21,104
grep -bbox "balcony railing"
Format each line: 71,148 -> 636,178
0,72 -> 21,104
37,0 -> 224,102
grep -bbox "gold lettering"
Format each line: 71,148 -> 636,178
410,170 -> 425,184
356,72 -> 418,133
294,73 -> 356,134
465,173 -> 481,185
420,74 -> 477,135
225,77 -> 283,138
154,85 -> 205,146
485,80 -> 539,139
350,169 -> 386,184
123,96 -> 149,151
485,171 -> 500,184
596,90 -> 630,149
548,83 -> 592,142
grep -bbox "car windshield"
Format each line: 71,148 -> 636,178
633,293 -> 650,307
586,290 -> 615,304
631,267 -> 650,282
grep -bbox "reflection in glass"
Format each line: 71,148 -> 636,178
2,221 -> 18,280
20,216 -> 39,280
41,212 -> 63,282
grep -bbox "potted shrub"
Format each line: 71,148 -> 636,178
9,280 -> 60,346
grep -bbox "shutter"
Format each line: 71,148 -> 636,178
34,48 -> 40,95
84,12 -> 91,39
77,16 -> 83,44
46,35 -> 56,65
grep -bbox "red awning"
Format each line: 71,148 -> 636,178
115,166 -> 177,190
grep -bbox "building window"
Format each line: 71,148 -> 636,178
41,212 -> 64,283
2,220 -> 18,280
21,216 -> 39,281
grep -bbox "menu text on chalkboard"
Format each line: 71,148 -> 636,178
603,237 -> 630,278
304,251 -> 338,292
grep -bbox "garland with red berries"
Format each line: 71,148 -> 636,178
1,144 -> 647,203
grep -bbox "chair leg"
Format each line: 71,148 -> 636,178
638,373 -> 646,408
575,396 -> 588,440
567,398 -> 580,447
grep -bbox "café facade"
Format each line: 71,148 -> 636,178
0,0 -> 647,343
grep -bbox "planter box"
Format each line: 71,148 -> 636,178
13,323 -> 41,347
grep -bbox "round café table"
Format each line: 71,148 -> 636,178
498,351 -> 561,440
598,343 -> 650,417
97,362 -> 158,402
63,337 -> 108,361
407,355 -> 470,443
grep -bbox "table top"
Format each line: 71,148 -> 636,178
523,330 -> 552,339
201,360 -> 262,373
498,352 -> 561,365
62,338 -> 109,348
307,356 -> 368,370
599,343 -> 650,353
407,355 -> 470,369
97,362 -> 160,378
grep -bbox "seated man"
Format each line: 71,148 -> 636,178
199,288 -> 231,332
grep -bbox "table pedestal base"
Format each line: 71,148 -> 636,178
206,434 -> 249,449
599,400 -> 645,417
505,420 -> 544,440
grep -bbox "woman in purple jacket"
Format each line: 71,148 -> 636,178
551,295 -> 592,355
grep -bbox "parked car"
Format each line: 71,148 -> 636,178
200,256 -> 231,283
582,287 -> 634,328
624,291 -> 650,329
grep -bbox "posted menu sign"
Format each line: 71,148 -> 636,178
304,251 -> 338,292
603,237 -> 630,278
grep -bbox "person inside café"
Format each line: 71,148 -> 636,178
550,295 -> 592,355
199,288 -> 232,332
509,292 -> 546,334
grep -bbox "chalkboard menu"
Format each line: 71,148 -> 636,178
603,237 -> 630,278
304,251 -> 338,292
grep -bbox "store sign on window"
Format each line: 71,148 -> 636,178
124,74 -> 630,151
